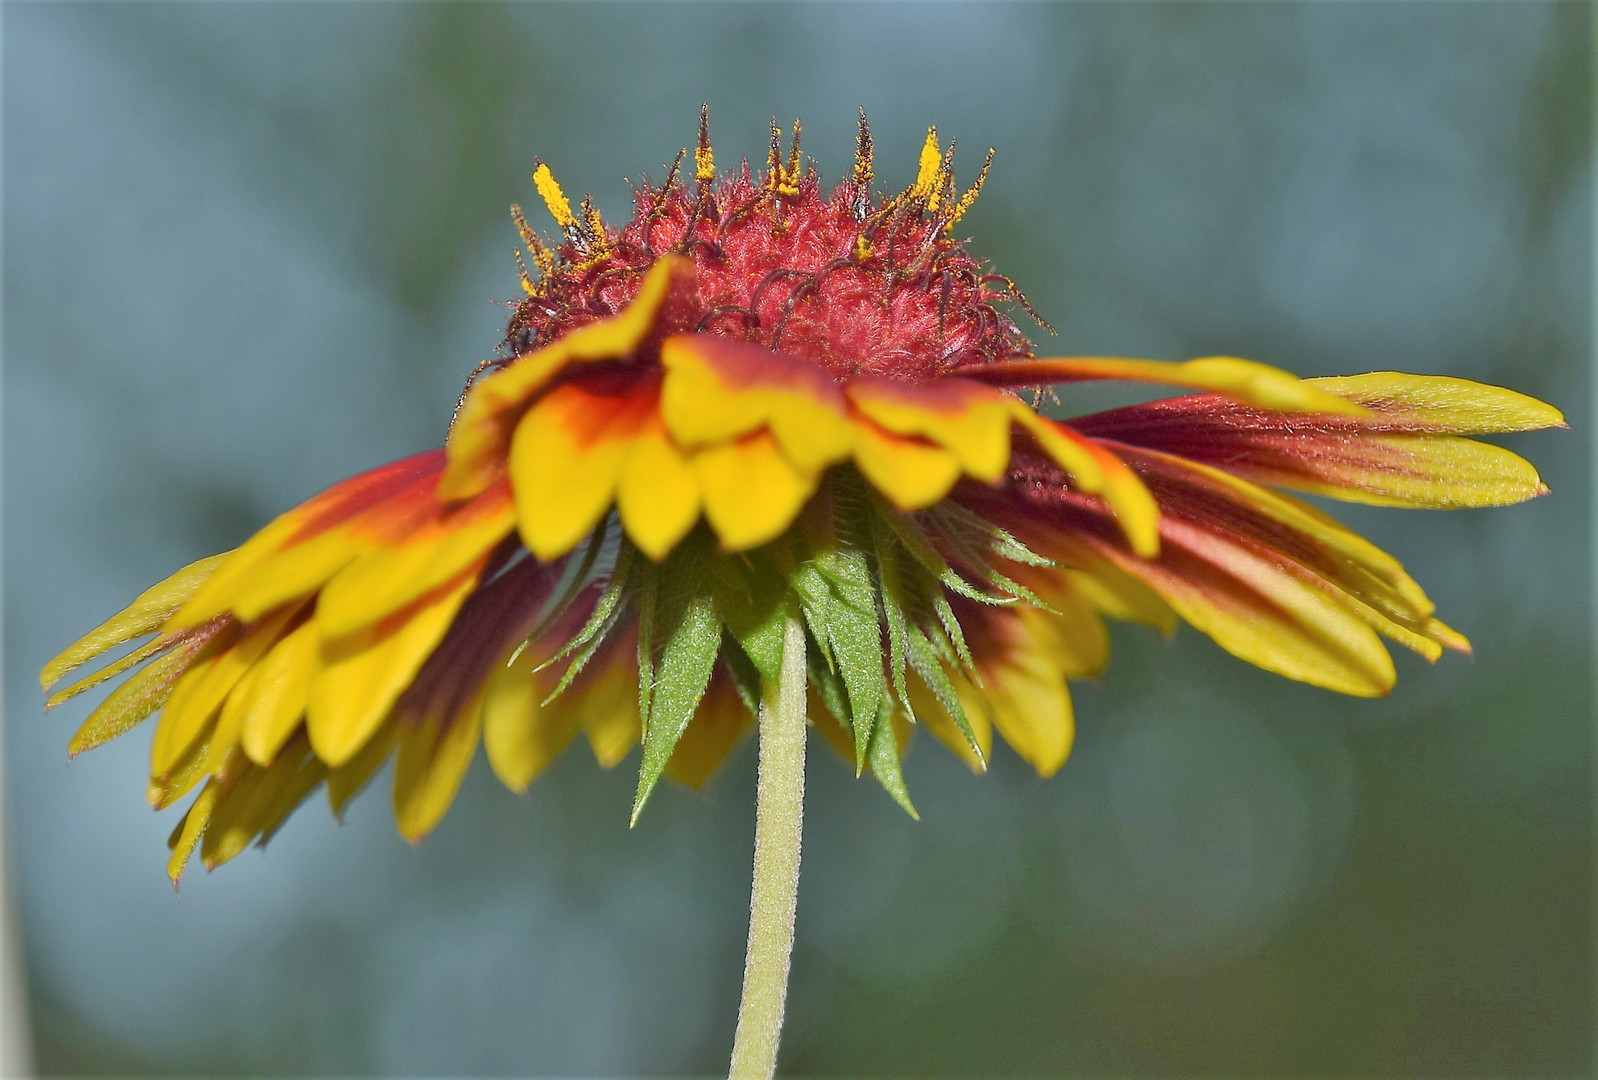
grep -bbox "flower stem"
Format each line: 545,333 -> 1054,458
728,609 -> 807,1079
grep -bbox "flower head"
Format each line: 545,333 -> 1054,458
42,112 -> 1563,883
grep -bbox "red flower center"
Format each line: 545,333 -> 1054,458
504,120 -> 1043,384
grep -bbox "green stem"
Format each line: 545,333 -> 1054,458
728,610 -> 807,1079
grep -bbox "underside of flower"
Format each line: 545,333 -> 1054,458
42,111 -> 1563,884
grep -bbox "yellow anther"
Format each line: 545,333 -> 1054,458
853,110 -> 875,186
509,203 -> 537,250
853,234 -> 875,261
513,248 -> 539,297
581,195 -> 606,247
851,109 -> 875,219
912,126 -> 941,200
943,148 -> 994,231
695,103 -> 715,185
785,119 -> 803,177
510,203 -> 556,278
765,118 -> 802,199
532,163 -> 578,231
767,118 -> 783,178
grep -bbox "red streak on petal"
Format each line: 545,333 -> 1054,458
670,333 -> 846,407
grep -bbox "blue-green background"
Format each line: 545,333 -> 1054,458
5,2 -> 1591,1075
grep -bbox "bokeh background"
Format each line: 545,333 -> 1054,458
4,2 -> 1591,1076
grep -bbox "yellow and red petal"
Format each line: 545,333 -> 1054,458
1111,447 -> 1464,661
1073,393 -> 1553,509
1009,405 -> 1161,557
315,480 -> 515,639
850,419 -> 963,511
846,376 -> 1012,482
959,355 -> 1367,416
1003,488 -> 1400,697
441,255 -> 692,501
169,450 -> 447,632
660,334 -> 855,472
509,377 -> 659,559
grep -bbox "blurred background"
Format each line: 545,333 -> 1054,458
4,2 -> 1590,1075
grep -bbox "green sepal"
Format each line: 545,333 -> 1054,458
806,633 -> 851,728
632,539 -> 722,824
817,541 -> 884,773
868,514 -> 914,722
721,633 -> 763,720
904,620 -> 984,767
539,546 -> 633,703
525,521 -> 612,644
711,548 -> 790,684
867,699 -> 918,819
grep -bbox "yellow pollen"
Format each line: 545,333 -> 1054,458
695,103 -> 715,185
532,163 -> 578,231
513,248 -> 538,297
944,147 -> 994,230
851,109 -> 875,220
517,204 -> 562,282
853,234 -> 875,261
912,127 -> 941,201
766,118 -> 803,199
581,195 -> 606,247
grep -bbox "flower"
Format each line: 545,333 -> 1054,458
41,112 -> 1562,885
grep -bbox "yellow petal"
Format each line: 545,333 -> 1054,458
693,432 -> 818,551
238,620 -> 321,765
1010,403 -> 1161,557
1063,562 -> 1177,633
481,649 -> 581,792
616,416 -> 702,561
167,778 -> 224,885
307,569 -> 479,767
979,607 -> 1075,777
67,634 -> 216,757
42,552 -> 229,690
580,656 -> 642,770
150,607 -> 298,778
229,532 -> 371,624
905,667 -> 991,773
969,355 -> 1368,416
327,724 -> 396,818
1307,372 -> 1565,432
393,696 -> 484,843
850,418 -> 962,510
45,635 -> 173,711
